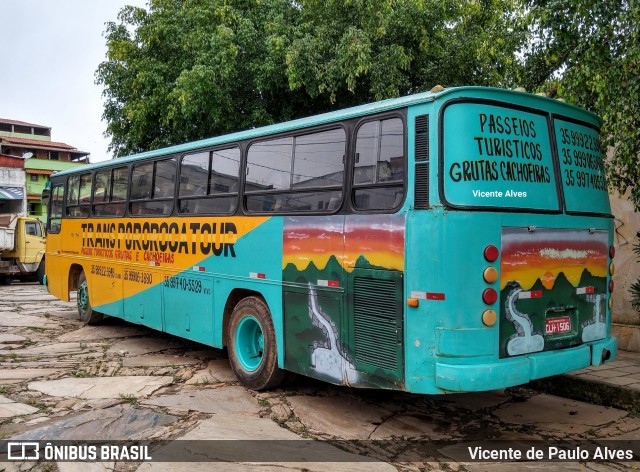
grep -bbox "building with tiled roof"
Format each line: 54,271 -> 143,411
0,117 -> 90,221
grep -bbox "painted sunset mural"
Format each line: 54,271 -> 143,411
500,227 -> 608,290
283,215 -> 405,273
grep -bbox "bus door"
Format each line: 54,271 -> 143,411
123,267 -> 163,331
163,271 -> 214,345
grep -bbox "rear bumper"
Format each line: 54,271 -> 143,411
434,337 -> 617,392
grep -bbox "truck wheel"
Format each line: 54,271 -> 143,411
77,271 -> 103,325
36,260 -> 45,285
0,276 -> 10,286
228,296 -> 284,390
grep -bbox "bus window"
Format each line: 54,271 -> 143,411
245,129 -> 345,213
66,173 -> 92,218
441,103 -> 558,211
246,137 -> 293,192
130,162 -> 154,200
93,166 -> 127,216
292,128 -> 345,189
178,147 -> 240,215
130,158 -> 176,216
179,152 -> 208,197
93,169 -> 111,204
554,119 -> 610,215
48,184 -> 64,233
352,118 -> 405,211
112,167 -> 128,202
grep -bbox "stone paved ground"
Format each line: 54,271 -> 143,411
0,283 -> 639,471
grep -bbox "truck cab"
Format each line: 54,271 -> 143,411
0,215 -> 46,284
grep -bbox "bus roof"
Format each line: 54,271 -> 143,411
53,86 -> 601,177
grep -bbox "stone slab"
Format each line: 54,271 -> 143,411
287,395 -> 393,440
463,462 -> 619,472
10,404 -> 176,441
0,395 -> 39,418
5,342 -> 103,357
108,337 -> 184,356
0,293 -> 57,302
0,312 -> 57,328
143,386 -> 261,414
28,376 -> 173,399
0,334 -> 27,344
59,324 -> 149,342
138,415 -> 395,471
370,413 -> 456,440
496,393 -> 628,434
122,354 -> 200,368
47,310 -> 83,320
186,359 -> 237,384
58,463 -> 115,472
0,368 -> 63,384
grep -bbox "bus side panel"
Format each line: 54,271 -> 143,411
211,216 -> 285,359
282,215 -> 406,389
71,216 -> 277,349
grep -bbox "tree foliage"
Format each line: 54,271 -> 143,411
524,0 -> 640,209
96,0 -> 529,157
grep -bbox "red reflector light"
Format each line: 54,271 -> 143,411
483,288 -> 498,305
609,279 -> 614,293
609,245 -> 615,258
484,245 -> 499,262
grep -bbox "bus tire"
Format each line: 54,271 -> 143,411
77,271 -> 103,325
36,259 -> 45,285
228,296 -> 284,390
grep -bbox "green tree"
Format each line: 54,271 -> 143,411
97,0 -> 529,157
97,0 -> 304,157
524,0 -> 640,209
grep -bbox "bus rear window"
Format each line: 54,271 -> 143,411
442,103 -> 559,211
554,119 -> 610,215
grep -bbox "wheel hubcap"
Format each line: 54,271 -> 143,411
78,281 -> 89,311
235,315 -> 264,372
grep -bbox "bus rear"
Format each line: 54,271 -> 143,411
405,89 -> 616,393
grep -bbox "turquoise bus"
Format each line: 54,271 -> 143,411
44,86 -> 616,393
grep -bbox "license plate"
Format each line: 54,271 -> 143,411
545,316 -> 571,335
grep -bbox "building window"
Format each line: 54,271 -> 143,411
49,151 -> 59,160
30,174 -> 39,182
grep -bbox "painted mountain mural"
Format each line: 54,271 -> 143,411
499,227 -> 608,358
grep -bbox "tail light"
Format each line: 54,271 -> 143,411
483,267 -> 498,284
483,288 -> 498,305
484,245 -> 499,262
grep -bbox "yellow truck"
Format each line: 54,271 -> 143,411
0,214 -> 46,285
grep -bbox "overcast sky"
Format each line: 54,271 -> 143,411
1,0 -> 148,162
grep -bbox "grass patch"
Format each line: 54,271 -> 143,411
119,393 -> 138,406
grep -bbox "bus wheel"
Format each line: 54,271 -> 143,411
77,271 -> 103,325
228,297 -> 284,390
